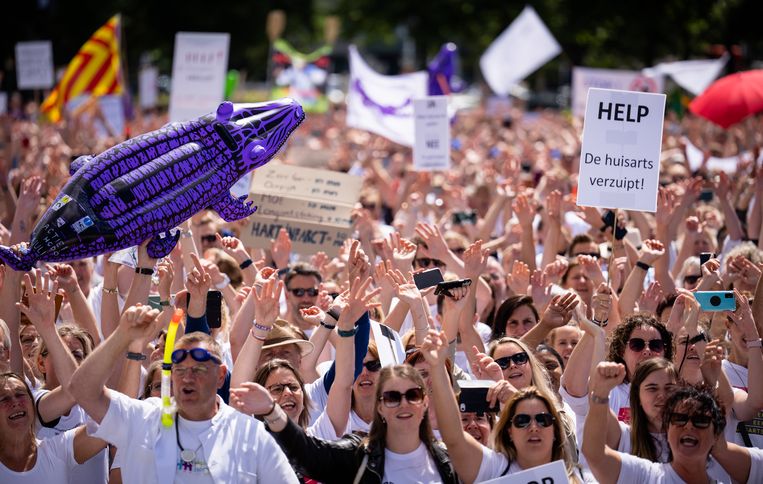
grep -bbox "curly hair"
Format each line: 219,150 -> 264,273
606,314 -> 673,381
662,383 -> 726,462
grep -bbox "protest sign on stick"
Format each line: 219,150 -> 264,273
240,163 -> 362,256
15,41 -> 54,90
576,88 -> 666,213
413,96 -> 450,171
571,67 -> 664,118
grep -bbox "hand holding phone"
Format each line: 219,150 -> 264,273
413,268 -> 444,290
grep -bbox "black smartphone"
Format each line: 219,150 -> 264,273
699,252 -> 716,267
434,279 -> 472,296
698,189 -> 714,202
452,211 -> 477,226
601,210 -> 627,239
185,291 -> 223,329
413,268 -> 444,290
458,381 -> 500,413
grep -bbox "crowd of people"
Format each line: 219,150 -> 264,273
0,94 -> 762,483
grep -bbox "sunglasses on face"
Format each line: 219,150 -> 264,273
268,383 -> 301,396
288,287 -> 319,297
328,292 -> 340,299
495,352 -> 529,369
627,338 -> 665,353
511,412 -> 555,429
574,252 -> 601,259
450,247 -> 466,255
363,360 -> 382,372
683,275 -> 701,285
380,387 -> 425,408
200,234 -> 217,244
669,412 -> 712,429
171,348 -> 222,365
413,258 -> 445,269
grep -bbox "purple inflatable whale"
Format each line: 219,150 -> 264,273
0,98 -> 305,271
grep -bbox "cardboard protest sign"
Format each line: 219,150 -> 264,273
576,88 -> 666,213
169,32 -> 230,122
15,41 -> 54,90
240,163 -> 362,256
572,67 -> 664,118
370,319 -> 406,367
139,67 -> 158,108
481,459 -> 569,483
413,96 -> 450,171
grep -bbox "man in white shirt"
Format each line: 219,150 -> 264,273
69,305 -> 298,484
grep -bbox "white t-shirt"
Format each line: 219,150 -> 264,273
722,359 -> 763,448
349,409 -> 371,434
616,421 -> 670,462
306,379 -> 328,426
33,389 -> 108,484
174,416 -> 214,483
617,452 -> 731,484
749,447 -> 763,484
475,446 -> 595,483
382,442 -> 440,483
307,409 -> 349,441
0,429 -> 76,483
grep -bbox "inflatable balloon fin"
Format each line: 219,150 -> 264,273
0,245 -> 36,272
69,155 -> 94,176
146,230 -> 181,259
210,192 -> 258,222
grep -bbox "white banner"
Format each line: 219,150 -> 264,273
576,88 -> 666,213
169,32 -> 230,122
643,53 -> 728,96
481,460 -> 569,483
572,67 -> 664,118
413,96 -> 450,171
480,6 -> 561,96
0,93 -> 6,115
15,41 -> 54,89
139,67 -> 158,108
346,45 -> 428,146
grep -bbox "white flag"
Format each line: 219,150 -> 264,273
480,6 -> 561,96
643,53 -> 728,96
346,45 -> 428,146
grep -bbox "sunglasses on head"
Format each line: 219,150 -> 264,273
511,412 -> 555,429
363,360 -> 382,372
171,348 -> 222,365
414,258 -> 445,269
380,387 -> 425,408
627,338 -> 665,353
669,412 -> 712,429
495,352 -> 529,369
200,234 -> 217,243
683,275 -> 701,285
288,287 -> 319,297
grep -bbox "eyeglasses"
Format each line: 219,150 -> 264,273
627,338 -> 665,353
200,234 -> 217,244
511,412 -> 555,429
173,365 -> 210,377
413,258 -> 445,269
450,247 -> 466,255
171,348 -> 222,365
329,292 -> 340,299
683,275 -> 701,285
20,336 -> 38,347
495,352 -> 529,369
669,412 -> 712,429
363,360 -> 382,372
288,287 -> 319,297
267,383 -> 302,395
380,387 -> 425,408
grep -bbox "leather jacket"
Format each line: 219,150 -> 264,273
269,418 -> 458,484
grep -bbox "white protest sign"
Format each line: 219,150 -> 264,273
370,319 -> 406,367
0,93 -> 7,115
683,138 -> 740,174
480,459 -> 569,484
15,41 -> 54,89
576,88 -> 666,213
572,67 -> 664,118
413,96 -> 450,171
169,32 -> 229,122
139,67 -> 158,108
66,94 -> 125,139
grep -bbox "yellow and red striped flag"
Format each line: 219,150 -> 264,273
41,14 -> 123,122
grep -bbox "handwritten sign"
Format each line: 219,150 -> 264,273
413,96 -> 450,171
15,41 -> 54,90
241,163 -> 362,256
481,460 -> 569,484
576,88 -> 666,213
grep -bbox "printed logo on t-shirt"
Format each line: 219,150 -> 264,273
177,456 -> 210,474
617,406 -> 631,424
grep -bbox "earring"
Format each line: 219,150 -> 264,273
381,416 -> 386,423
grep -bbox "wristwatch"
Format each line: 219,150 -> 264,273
745,338 -> 763,349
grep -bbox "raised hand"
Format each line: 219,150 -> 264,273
385,269 -> 422,306
186,253 -> 212,301
299,306 -> 326,327
347,239 -> 372,282
529,270 -> 553,312
17,270 -> 58,329
254,276 -> 283,327
230,382 -> 276,416
420,329 -> 450,367
216,233 -> 250,264
463,240 -> 489,278
117,304 -> 162,341
469,345 -> 504,382
392,237 -> 417,274
45,263 -> 79,294
638,239 -> 666,266
338,276 -> 381,327
506,260 -> 531,295
414,222 -> 450,261
512,193 -> 535,227
591,283 -> 612,325
486,379 -> 518,408
577,254 -> 605,286
590,362 -> 626,397
546,190 -> 563,224
310,251 -> 330,280
156,259 -> 175,299
728,256 -> 761,288
638,281 -> 664,315
16,175 -> 43,221
542,259 -> 568,286
700,339 -> 725,387
270,228 -> 292,269
728,289 -> 759,341
541,292 -> 579,329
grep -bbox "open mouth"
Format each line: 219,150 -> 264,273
358,380 -> 374,388
9,411 -> 26,420
466,429 -> 482,441
396,412 -> 413,420
508,372 -> 523,380
281,401 -> 297,411
679,436 -> 699,447
181,388 -> 195,396
527,436 -> 542,444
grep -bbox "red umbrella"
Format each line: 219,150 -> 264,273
689,69 -> 763,128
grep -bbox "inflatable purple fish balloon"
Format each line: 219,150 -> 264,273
0,98 -> 305,271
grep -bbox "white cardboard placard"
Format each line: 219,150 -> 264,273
480,459 -> 569,484
576,88 -> 666,213
370,319 -> 406,367
139,67 -> 158,108
571,67 -> 664,118
413,96 -> 450,171
15,41 -> 54,90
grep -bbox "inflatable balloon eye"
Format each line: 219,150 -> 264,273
0,99 -> 305,272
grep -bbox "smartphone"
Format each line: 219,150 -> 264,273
148,294 -> 162,311
698,189 -> 714,202
695,291 -> 736,312
699,252 -> 715,267
434,279 -> 472,296
452,211 -> 477,226
183,291 -> 223,328
413,268 -> 444,290
601,210 -> 627,239
458,380 -> 500,413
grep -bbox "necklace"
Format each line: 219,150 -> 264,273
175,414 -> 200,463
